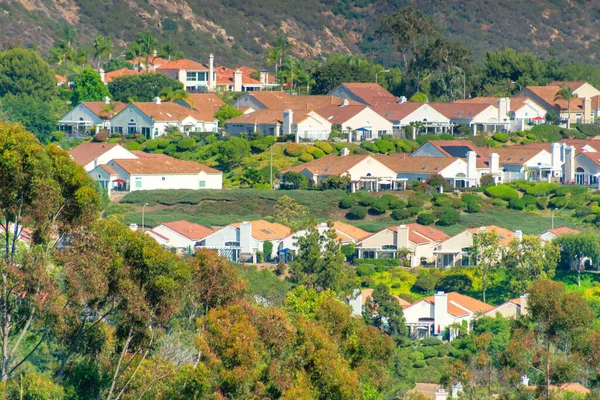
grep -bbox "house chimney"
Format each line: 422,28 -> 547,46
564,146 -> 575,183
521,375 -> 529,387
515,230 -> 523,242
498,97 -> 510,122
341,99 -> 350,107
153,97 -> 162,104
435,389 -> 448,400
551,142 -> 561,174
208,54 -> 215,90
489,153 -> 499,175
466,151 -> 477,187
153,49 -> 157,58
104,96 -> 111,104
233,69 -> 243,92
398,96 -> 407,104
240,221 -> 253,255
519,293 -> 528,317
434,291 -> 448,337
283,109 -> 294,139
583,97 -> 592,123
317,222 -> 329,236
260,68 -> 268,85
99,68 -> 106,83
395,225 -> 410,250
349,288 -> 362,316
340,147 -> 350,156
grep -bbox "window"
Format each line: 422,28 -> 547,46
127,119 -> 137,134
112,127 -> 123,134
186,72 -> 197,81
135,177 -> 142,189
199,181 -> 206,188
162,177 -> 166,181
97,174 -> 102,179
198,72 -> 208,81
225,241 -> 240,247
378,130 -> 387,135
142,127 -> 150,138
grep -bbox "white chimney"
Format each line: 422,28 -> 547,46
563,146 -> 575,183
398,96 -> 407,104
498,97 -> 510,122
178,69 -> 187,85
339,147 -> 350,156
129,223 -> 138,231
317,222 -> 329,236
240,221 -> 252,255
233,69 -> 243,92
434,291 -> 448,337
153,97 -> 162,104
515,230 -> 523,242
551,142 -> 561,173
519,293 -> 528,317
583,97 -> 592,123
283,109 -> 293,138
99,68 -> 106,83
349,288 -> 362,316
208,54 -> 215,90
341,99 -> 350,107
395,225 -> 410,250
435,389 -> 448,400
104,96 -> 111,104
466,151 -> 477,187
489,153 -> 500,175
521,375 -> 530,387
260,68 -> 268,85
153,49 -> 158,58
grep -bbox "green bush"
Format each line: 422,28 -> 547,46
346,206 -> 367,220
508,198 -> 525,210
156,139 -> 170,149
516,131 -> 527,138
353,258 -> 400,267
314,141 -> 333,154
410,351 -> 425,362
281,171 -> 308,189
356,264 -> 375,277
577,124 -> 600,137
298,153 -> 314,162
339,197 -> 355,209
374,139 -> 395,153
407,207 -> 421,216
549,196 -> 568,208
521,194 -> 538,206
361,142 -> 379,153
370,198 -> 389,215
144,140 -> 159,151
341,243 -> 355,259
420,347 -> 439,359
537,197 -> 549,209
437,208 -> 460,226
525,182 -> 559,197
177,138 -> 195,151
485,184 -> 519,201
466,202 -> 481,213
354,193 -> 376,207
436,274 -> 473,293
408,198 -> 425,208
412,359 -> 427,368
312,148 -> 326,159
284,142 -> 303,157
480,174 -> 495,187
413,272 -> 439,293
417,212 -> 436,226
421,337 -> 443,347
126,141 -> 141,151
392,208 -> 411,221
461,193 -> 480,204
492,133 -> 509,143
388,196 -> 406,210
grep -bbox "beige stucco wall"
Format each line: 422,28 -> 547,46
347,157 -> 398,181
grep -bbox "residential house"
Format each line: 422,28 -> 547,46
434,226 -> 518,268
349,288 -> 411,316
455,96 -> 546,130
355,224 -> 450,267
68,142 -> 137,172
373,102 -> 452,137
376,154 -> 471,188
328,82 -> 397,106
214,65 -> 277,92
403,291 -> 495,340
568,151 -> 600,186
101,68 -> 140,84
103,152 -> 223,192
232,91 -> 359,111
109,98 -> 218,138
146,220 -> 213,252
128,53 -> 169,72
179,93 -> 224,113
316,102 -> 394,141
278,221 -> 371,262
90,164 -> 120,195
540,227 -> 580,242
59,98 -> 127,134
428,103 -> 505,134
56,74 -> 68,86
284,151 -> 402,191
225,109 -> 332,141
199,220 -> 291,262
484,295 -> 528,320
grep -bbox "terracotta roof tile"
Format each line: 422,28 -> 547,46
226,109 -> 286,124
243,92 -> 360,110
546,226 -> 580,236
428,102 -> 495,119
81,101 -> 127,119
104,68 -> 140,83
286,153 -> 372,176
331,221 -> 371,241
423,292 -> 494,316
361,288 -> 411,308
69,142 -> 120,167
231,220 -> 291,241
157,59 -> 208,70
98,164 -> 117,174
549,81 -> 588,90
522,86 -> 583,111
388,224 -> 450,243
146,229 -> 169,241
466,225 -> 515,246
214,66 -> 262,86
375,154 -> 461,173
454,96 -> 538,112
315,104 -> 368,124
55,74 -> 67,83
340,83 -> 396,106
133,102 -> 214,122
111,156 -> 220,175
161,220 -> 213,240
372,102 -> 425,121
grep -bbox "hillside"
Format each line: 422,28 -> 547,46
2,0 -> 600,67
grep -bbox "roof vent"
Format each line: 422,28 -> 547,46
166,113 -> 173,118
153,97 -> 162,104
339,147 -> 350,157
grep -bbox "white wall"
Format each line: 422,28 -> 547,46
202,226 -> 260,253
128,173 -> 216,191
341,107 -> 394,137
471,105 -> 501,124
403,301 -> 434,324
152,225 -> 195,249
401,104 -> 450,126
347,156 -> 397,181
514,101 -> 546,120
296,112 -> 332,141
84,145 -> 137,172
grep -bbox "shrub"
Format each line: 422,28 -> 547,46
305,145 -> 326,159
508,198 -> 525,210
353,258 -> 400,267
392,208 -> 411,221
492,133 -> 509,143
549,196 -> 568,208
346,206 -> 367,220
413,272 -> 439,293
263,241 -> 273,261
417,212 -> 436,226
285,143 -> 303,157
298,153 -> 314,162
426,174 -> 452,191
156,139 -> 170,149
369,199 -> 389,215
356,263 -> 375,277
461,193 -> 481,205
341,243 -> 355,259
320,175 -> 350,190
126,141 -> 141,150
466,202 -> 481,213
355,193 -> 376,207
281,171 -> 308,189
421,337 -> 443,347
435,274 -> 473,293
433,195 -> 453,207
177,138 -> 195,151
339,196 -> 355,209
577,124 -> 600,137
144,140 -> 159,151
361,142 -> 379,153
537,197 -> 549,209
516,131 -> 527,138
335,143 -> 346,151
420,347 -> 439,359
408,198 -> 425,208
521,194 -> 538,206
480,174 -> 495,187
407,207 -> 421,216
374,139 -> 395,153
437,208 -> 460,226
388,196 -> 406,210
492,199 -> 506,207
314,141 -> 333,154
525,182 -> 559,197
485,184 -> 519,201
412,359 -> 427,368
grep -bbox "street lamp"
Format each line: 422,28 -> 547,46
551,207 -> 558,229
375,70 -> 390,84
142,203 -> 149,233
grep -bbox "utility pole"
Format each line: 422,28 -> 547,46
142,202 -> 149,233
270,144 -> 273,189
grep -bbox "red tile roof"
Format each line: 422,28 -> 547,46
361,288 -> 411,308
373,102 -> 425,121
99,164 -> 117,174
226,109 -> 285,125
549,81 -> 588,90
339,82 -> 396,106
161,220 -> 213,240
376,154 -> 460,173
522,86 -> 583,111
428,102 -> 495,119
55,74 -> 67,83
157,59 -> 208,71
111,156 -> 220,175
133,102 -> 214,122
454,96 -> 537,112
81,101 -> 127,119
286,153 -> 372,176
546,226 -> 579,237
331,221 -> 371,241
104,68 -> 140,83
69,143 -> 120,167
316,104 -> 368,124
388,224 -> 450,244
466,225 -> 515,246
423,292 -> 494,316
230,220 -> 291,241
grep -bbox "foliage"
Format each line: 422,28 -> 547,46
339,196 -> 355,209
435,274 -> 473,293
484,184 -> 519,201
555,232 -> 600,287
103,58 -> 134,72
218,137 -> 250,170
215,104 -> 243,126
491,133 -> 509,143
413,271 -> 440,294
469,230 -> 501,303
0,48 -> 58,101
346,206 -> 367,220
108,73 -> 183,102
281,171 -> 309,190
70,66 -> 111,104
504,236 -> 560,295
437,208 -> 460,226
0,94 -> 64,144
416,212 -> 436,226
284,142 -> 303,157
319,175 -> 351,190
364,283 -> 408,342
274,195 -> 310,229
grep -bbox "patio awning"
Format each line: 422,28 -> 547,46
113,178 -> 126,183
531,116 -> 546,121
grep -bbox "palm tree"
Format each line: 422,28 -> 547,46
135,31 -> 157,72
554,84 -> 579,129
93,36 -> 112,69
264,35 -> 293,86
158,43 -> 183,61
159,88 -> 188,103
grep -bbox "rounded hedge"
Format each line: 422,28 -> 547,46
392,208 -> 411,221
126,141 -> 141,151
437,208 -> 460,226
485,184 -> 519,201
177,138 -> 195,151
416,212 -> 436,226
492,133 -> 509,143
298,153 -> 314,162
508,198 -> 525,210
339,197 -> 355,209
315,141 -> 333,154
285,143 -> 303,157
144,140 -> 159,151
311,148 -> 326,159
346,206 -> 367,220
370,198 -> 389,215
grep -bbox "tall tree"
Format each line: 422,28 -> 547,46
554,84 -> 578,129
135,31 -> 157,72
0,48 -> 58,101
555,232 -> 600,286
107,73 -> 183,102
469,230 -> 501,303
0,94 -> 63,143
70,66 -> 111,105
93,36 -> 112,69
363,283 -> 408,342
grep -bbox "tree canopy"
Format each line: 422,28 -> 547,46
107,73 -> 183,102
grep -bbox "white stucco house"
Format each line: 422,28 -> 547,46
109,98 -> 218,139
540,227 -> 580,242
429,103 -> 505,134
455,97 -> 547,131
59,98 -> 127,134
157,57 -> 217,91
315,102 -> 394,141
198,220 -> 291,262
373,102 -> 452,137
69,142 -> 138,172
376,154 -> 473,188
146,220 -> 214,251
284,151 -> 403,191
